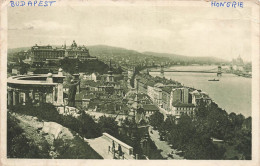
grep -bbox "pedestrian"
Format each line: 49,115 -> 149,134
112,140 -> 115,152
118,144 -> 122,158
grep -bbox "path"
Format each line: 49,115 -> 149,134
84,136 -> 114,159
85,110 -> 131,122
148,126 -> 184,160
84,135 -> 134,159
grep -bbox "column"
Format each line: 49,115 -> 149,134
13,90 -> 19,105
32,90 -> 35,103
42,93 -> 46,103
7,89 -> 13,106
18,91 -> 22,104
46,88 -> 53,103
57,83 -> 63,105
24,91 -> 30,104
53,86 -> 56,104
39,92 -> 43,103
22,92 -> 26,105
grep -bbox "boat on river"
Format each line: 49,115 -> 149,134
208,78 -> 219,81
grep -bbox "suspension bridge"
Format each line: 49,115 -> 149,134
149,66 -> 223,76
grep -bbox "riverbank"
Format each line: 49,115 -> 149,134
148,65 -> 251,117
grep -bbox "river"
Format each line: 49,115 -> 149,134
150,65 -> 251,117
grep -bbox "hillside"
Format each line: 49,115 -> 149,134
87,45 -> 172,67
89,45 -> 228,65
143,51 -> 227,64
8,45 -> 228,66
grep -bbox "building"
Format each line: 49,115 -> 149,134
167,87 -> 195,118
26,40 -> 96,66
142,104 -> 159,116
232,55 -> 245,71
7,69 -> 65,106
127,68 -> 135,86
161,86 -> 172,111
107,60 -> 115,83
146,83 -> 163,107
170,88 -> 189,105
83,73 -> 98,82
170,102 -> 195,118
189,90 -> 212,106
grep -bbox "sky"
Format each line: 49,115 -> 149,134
7,3 -> 252,61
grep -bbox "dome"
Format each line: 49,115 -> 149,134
58,68 -> 63,72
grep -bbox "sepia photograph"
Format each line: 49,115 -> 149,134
0,0 -> 259,165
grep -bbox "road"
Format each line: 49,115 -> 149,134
148,126 -> 184,160
85,110 -> 131,122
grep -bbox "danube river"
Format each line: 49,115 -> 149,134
150,65 -> 251,117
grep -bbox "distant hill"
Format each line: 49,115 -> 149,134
8,47 -> 31,53
88,45 -> 227,64
8,45 -> 228,65
87,45 -> 145,58
143,51 -> 228,64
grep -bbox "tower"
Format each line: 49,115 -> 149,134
160,65 -> 164,78
107,59 -> 114,83
217,65 -> 222,77
56,69 -> 64,105
72,61 -> 80,93
136,78 -> 140,94
146,68 -> 150,75
71,40 -> 77,49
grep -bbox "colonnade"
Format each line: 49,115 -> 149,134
7,85 -> 62,106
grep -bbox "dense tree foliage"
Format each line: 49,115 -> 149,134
7,112 -> 102,159
157,102 -> 252,159
98,116 -> 119,137
149,111 -> 164,129
60,58 -> 110,74
9,103 -> 101,139
7,113 -> 50,158
53,137 -> 102,159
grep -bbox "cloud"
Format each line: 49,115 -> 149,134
17,20 -> 72,31
104,25 -> 135,37
143,29 -> 173,39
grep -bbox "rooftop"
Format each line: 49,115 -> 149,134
7,74 -> 64,87
143,104 -> 159,111
172,101 -> 195,107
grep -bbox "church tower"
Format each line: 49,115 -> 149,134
72,61 -> 80,93
107,59 -> 114,83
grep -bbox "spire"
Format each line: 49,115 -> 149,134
108,59 -> 113,75
75,60 -> 79,74
109,59 -> 112,70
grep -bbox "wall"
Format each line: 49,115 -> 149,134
102,133 -> 133,156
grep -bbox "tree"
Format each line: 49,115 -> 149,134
78,111 -> 101,138
68,81 -> 79,107
98,116 -> 119,137
149,111 -> 164,129
7,113 -> 50,158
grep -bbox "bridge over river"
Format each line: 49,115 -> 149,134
148,66 -> 223,76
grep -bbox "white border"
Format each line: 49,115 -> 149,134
1,0 -> 259,166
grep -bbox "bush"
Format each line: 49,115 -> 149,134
53,137 -> 103,159
9,103 -> 101,139
7,113 -> 50,158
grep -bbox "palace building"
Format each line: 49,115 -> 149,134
24,40 -> 96,66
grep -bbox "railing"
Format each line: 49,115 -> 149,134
108,146 -> 126,159
103,133 -> 133,156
